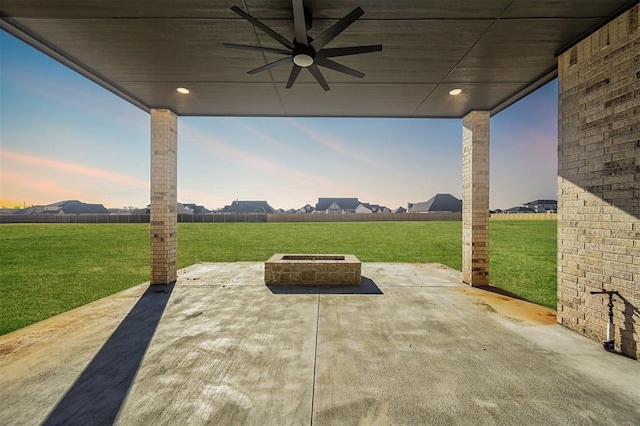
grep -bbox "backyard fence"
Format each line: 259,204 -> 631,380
490,213 -> 557,220
178,214 -> 268,223
1,212 -> 556,224
267,213 -> 462,222
0,213 -> 267,224
0,214 -> 151,224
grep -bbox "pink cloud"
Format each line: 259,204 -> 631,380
180,123 -> 343,190
286,119 -> 388,169
1,150 -> 149,188
234,122 -> 291,151
0,169 -> 84,203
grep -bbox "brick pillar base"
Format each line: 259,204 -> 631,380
150,109 -> 178,285
462,111 -> 490,286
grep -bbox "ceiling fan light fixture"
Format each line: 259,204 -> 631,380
176,87 -> 190,94
226,2 -> 381,91
293,53 -> 314,67
449,88 -> 462,96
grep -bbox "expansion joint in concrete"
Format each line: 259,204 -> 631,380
310,290 -> 321,425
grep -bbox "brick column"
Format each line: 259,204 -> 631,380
150,109 -> 178,285
462,111 -> 490,286
557,4 -> 639,359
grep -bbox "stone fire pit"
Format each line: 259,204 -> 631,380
264,254 -> 361,285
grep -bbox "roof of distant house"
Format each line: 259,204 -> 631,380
130,202 -> 212,215
222,200 -> 275,214
358,203 -> 389,212
131,207 -> 150,215
180,203 -> 210,214
408,194 -> 462,213
297,204 -> 315,213
524,199 -> 557,205
177,204 -> 193,214
316,198 -> 361,211
502,206 -> 536,213
19,200 -> 109,215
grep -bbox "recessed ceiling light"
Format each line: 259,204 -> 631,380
449,88 -> 462,96
176,87 -> 190,94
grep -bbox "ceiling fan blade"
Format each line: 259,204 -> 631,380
231,6 -> 294,50
223,43 -> 291,55
316,58 -> 365,78
292,0 -> 308,46
307,65 -> 330,91
286,65 -> 302,88
316,44 -> 382,58
247,57 -> 293,74
310,7 -> 364,51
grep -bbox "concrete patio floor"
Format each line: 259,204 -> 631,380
0,262 -> 638,425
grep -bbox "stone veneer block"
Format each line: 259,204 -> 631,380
265,254 -> 361,285
557,4 -> 639,359
150,109 -> 178,285
462,111 -> 490,286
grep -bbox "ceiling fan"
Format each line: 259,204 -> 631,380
223,0 -> 382,91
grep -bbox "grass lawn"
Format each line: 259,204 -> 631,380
490,220 -> 557,309
0,224 -> 149,337
177,221 -> 463,268
0,220 -> 556,336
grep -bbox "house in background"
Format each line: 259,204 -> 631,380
296,204 -> 315,214
181,203 -> 211,214
355,203 -> 391,214
177,204 -> 192,215
315,198 -> 361,214
501,206 -> 536,214
132,202 -> 210,215
497,200 -> 557,214
393,206 -> 407,214
18,200 -> 109,215
524,199 -> 557,213
408,194 -> 462,213
222,200 -> 275,214
0,207 -> 19,214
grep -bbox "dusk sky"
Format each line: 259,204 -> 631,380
0,30 -> 558,211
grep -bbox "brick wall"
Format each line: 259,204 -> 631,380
557,5 -> 639,359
